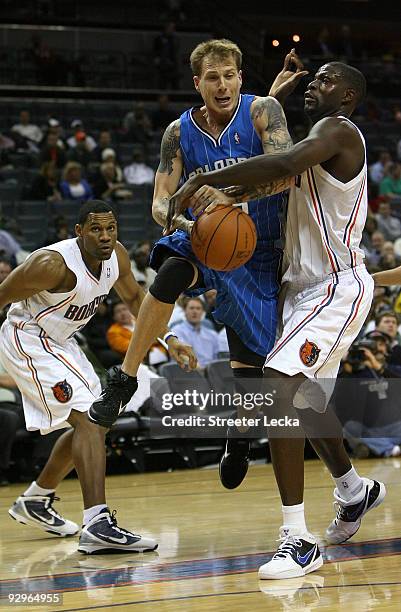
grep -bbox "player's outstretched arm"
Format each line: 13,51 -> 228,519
215,96 -> 294,205
0,251 -> 67,310
153,119 -> 192,234
167,117 -> 347,227
372,267 -> 401,286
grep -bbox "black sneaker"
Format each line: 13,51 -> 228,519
219,425 -> 250,489
88,367 -> 138,428
78,507 -> 157,554
326,478 -> 386,544
9,493 -> 79,536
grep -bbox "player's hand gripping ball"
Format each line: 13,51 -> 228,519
191,204 -> 257,271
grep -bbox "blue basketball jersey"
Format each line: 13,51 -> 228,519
180,93 -> 285,248
150,94 -> 288,357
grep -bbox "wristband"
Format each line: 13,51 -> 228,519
157,331 -> 178,349
163,331 -> 178,343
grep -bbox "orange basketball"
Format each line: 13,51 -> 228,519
191,205 -> 257,271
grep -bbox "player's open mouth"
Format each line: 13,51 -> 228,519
215,96 -> 231,107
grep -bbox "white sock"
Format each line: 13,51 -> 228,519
334,466 -> 363,501
83,504 -> 107,525
24,481 -> 55,497
282,502 -> 307,534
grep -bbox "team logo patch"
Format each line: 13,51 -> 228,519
52,379 -> 73,403
299,339 -> 321,367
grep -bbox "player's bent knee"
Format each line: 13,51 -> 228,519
149,257 -> 198,304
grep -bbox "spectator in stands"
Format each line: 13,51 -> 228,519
40,131 -> 67,169
28,161 -> 62,202
91,130 -> 114,163
107,301 -> 168,366
93,160 -> 131,202
42,118 -> 66,149
130,241 -> 156,291
366,230 -> 385,267
0,229 -> 22,267
153,21 -> 180,89
67,131 -> 93,168
379,162 -> 401,201
67,120 -> 96,151
369,150 -> 392,185
11,110 -> 43,149
314,26 -> 334,58
376,201 -> 401,241
40,216 -> 72,247
122,103 -> 153,145
378,241 -> 401,271
340,336 -> 401,458
173,297 -> 219,368
59,161 -> 93,201
152,94 -> 176,131
107,302 -> 136,356
123,147 -> 155,185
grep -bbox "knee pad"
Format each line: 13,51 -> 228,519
149,257 -> 197,304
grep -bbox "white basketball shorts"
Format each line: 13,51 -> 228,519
265,265 -> 374,381
0,320 -> 101,434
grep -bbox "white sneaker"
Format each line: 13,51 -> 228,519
78,507 -> 158,554
9,493 -> 79,536
326,477 -> 386,544
258,526 -> 323,580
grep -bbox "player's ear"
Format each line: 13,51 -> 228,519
75,223 -> 82,238
238,70 -> 242,86
193,75 -> 200,92
343,87 -> 355,105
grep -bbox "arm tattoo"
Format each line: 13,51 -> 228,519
221,177 -> 292,202
158,119 -> 181,175
252,97 -> 292,154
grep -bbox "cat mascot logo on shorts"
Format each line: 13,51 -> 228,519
299,339 -> 320,367
52,379 -> 73,403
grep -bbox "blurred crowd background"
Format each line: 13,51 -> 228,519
0,0 -> 400,484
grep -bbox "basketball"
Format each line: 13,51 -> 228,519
191,204 -> 257,271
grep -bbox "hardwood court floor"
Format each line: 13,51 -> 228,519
1,458 -> 400,611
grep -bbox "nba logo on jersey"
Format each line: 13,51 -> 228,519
106,267 -> 111,278
234,131 -> 240,144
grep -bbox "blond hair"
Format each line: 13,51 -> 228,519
62,161 -> 82,181
190,39 -> 242,76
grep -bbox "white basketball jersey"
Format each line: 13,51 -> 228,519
283,117 -> 367,286
8,238 -> 119,344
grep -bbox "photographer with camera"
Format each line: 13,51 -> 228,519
337,331 -> 401,458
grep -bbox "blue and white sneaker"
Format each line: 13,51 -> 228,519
258,526 -> 323,580
78,507 -> 158,554
9,494 -> 79,537
326,477 -> 386,544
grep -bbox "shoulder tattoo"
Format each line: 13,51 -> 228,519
252,97 -> 292,153
158,119 -> 181,175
